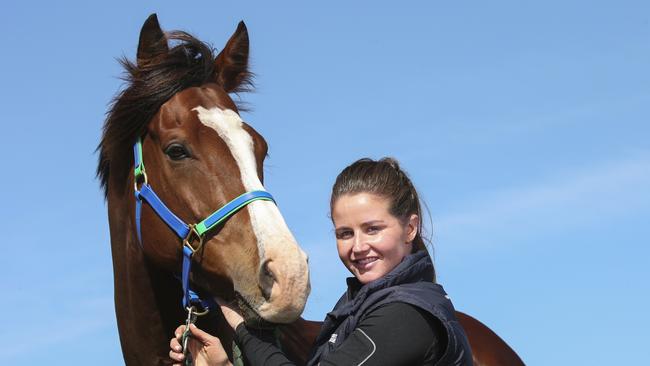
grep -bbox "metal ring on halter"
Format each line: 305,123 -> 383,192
134,169 -> 149,192
187,306 -> 210,316
183,224 -> 204,254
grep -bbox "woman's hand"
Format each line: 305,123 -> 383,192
169,324 -> 232,366
216,297 -> 245,331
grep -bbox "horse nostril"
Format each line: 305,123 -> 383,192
263,260 -> 276,281
259,259 -> 275,301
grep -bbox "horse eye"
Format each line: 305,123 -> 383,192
165,143 -> 189,160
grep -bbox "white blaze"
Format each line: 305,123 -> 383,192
193,106 -> 304,287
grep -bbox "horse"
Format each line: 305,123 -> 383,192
99,14 -> 524,366
97,14 -> 310,364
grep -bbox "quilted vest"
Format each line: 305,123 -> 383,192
306,251 -> 473,365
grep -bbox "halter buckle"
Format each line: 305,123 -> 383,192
134,168 -> 148,192
183,224 -> 203,254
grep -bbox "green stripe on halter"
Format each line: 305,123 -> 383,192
195,194 -> 275,236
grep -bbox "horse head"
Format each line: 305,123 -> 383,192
98,15 -> 310,336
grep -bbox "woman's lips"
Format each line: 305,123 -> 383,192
352,257 -> 379,270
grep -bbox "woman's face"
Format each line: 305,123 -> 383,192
332,193 -> 418,284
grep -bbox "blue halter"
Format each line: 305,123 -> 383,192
132,138 -> 275,311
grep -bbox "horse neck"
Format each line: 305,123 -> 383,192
107,188 -> 232,365
278,318 -> 323,364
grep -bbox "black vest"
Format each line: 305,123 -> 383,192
307,251 -> 473,365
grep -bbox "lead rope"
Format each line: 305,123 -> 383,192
232,341 -> 245,366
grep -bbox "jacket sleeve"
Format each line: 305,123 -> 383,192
234,325 -> 296,366
235,302 -> 444,366
319,302 -> 445,366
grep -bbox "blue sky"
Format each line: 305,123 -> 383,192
1,1 -> 648,364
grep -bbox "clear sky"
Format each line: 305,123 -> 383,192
1,1 -> 648,364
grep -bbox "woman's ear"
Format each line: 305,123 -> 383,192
406,214 -> 419,243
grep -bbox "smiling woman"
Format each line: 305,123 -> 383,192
332,191 -> 418,284
331,158 -> 426,285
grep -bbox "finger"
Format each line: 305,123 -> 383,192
170,336 -> 182,353
217,301 -> 245,331
174,324 -> 186,339
189,323 -> 221,345
169,349 -> 185,362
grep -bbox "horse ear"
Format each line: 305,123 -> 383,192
137,14 -> 168,67
214,21 -> 251,93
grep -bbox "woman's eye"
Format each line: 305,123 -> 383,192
165,144 -> 189,160
336,231 -> 353,240
367,226 -> 381,234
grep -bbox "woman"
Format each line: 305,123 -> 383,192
170,158 -> 473,365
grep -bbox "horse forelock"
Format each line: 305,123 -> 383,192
96,30 -> 254,199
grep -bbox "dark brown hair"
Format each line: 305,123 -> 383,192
330,157 -> 434,278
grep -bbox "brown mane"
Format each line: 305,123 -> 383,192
96,31 -> 253,198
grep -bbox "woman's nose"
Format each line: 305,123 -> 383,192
352,235 -> 370,252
